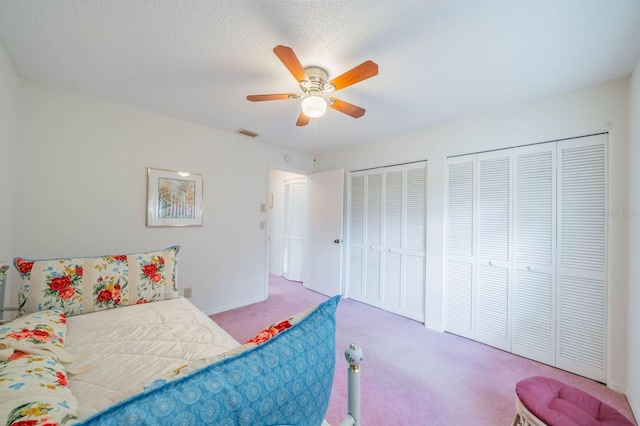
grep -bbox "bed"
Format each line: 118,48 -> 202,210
0,246 -> 362,426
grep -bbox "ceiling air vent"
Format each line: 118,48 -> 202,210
236,128 -> 259,138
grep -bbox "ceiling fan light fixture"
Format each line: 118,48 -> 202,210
246,46 -> 378,126
301,94 -> 327,118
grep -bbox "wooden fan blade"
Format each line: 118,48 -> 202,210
246,93 -> 298,102
328,97 -> 366,118
296,111 -> 310,127
329,60 -> 378,91
273,45 -> 308,82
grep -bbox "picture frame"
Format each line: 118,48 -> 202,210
147,167 -> 203,227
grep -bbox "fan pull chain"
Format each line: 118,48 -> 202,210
313,119 -> 317,171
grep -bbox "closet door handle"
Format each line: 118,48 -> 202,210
489,261 -> 494,266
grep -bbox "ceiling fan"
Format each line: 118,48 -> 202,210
247,45 -> 379,126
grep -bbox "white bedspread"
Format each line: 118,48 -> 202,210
64,297 -> 240,419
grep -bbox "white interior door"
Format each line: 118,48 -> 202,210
282,178 -> 306,282
305,169 -> 344,296
282,180 -> 291,278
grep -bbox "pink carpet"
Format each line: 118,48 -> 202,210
211,274 -> 637,426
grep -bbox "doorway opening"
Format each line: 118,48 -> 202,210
266,166 -> 345,301
267,167 -> 307,293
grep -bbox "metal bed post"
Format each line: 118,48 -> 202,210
340,343 -> 363,426
0,261 -> 19,320
0,262 -> 9,319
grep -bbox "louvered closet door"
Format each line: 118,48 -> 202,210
348,170 -> 384,306
512,143 -> 557,365
383,166 -> 404,311
556,134 -> 607,382
348,172 -> 366,298
348,163 -> 427,321
381,163 -> 427,321
403,163 -> 427,320
366,171 -> 383,304
475,152 -> 512,351
445,155 -> 476,339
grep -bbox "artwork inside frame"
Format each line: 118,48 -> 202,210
147,167 -> 203,227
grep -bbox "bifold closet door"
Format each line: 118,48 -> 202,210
382,163 -> 427,321
445,155 -> 476,339
346,170 -> 384,306
445,151 -> 512,350
475,151 -> 512,351
512,143 -> 557,366
401,163 -> 427,320
348,173 -> 366,299
347,163 -> 427,322
445,135 -> 607,382
556,135 -> 607,383
365,171 -> 383,304
384,167 -> 403,310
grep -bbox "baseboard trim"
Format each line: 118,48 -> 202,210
607,380 -> 627,394
627,387 -> 639,423
203,295 -> 266,316
425,321 -> 444,332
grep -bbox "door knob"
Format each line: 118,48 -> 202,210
334,239 -> 342,244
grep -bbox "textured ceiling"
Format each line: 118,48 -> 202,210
1,0 -> 639,154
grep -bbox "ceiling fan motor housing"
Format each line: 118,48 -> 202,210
300,66 -> 335,94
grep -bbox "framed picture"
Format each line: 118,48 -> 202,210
147,167 -> 203,227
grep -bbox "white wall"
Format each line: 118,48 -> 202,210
9,78 -> 314,315
317,78 -> 631,391
627,59 -> 640,417
0,40 -> 18,318
268,168 -> 305,276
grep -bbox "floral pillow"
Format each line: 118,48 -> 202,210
14,246 -> 180,317
0,353 -> 79,426
244,304 -> 316,345
0,310 -> 66,361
